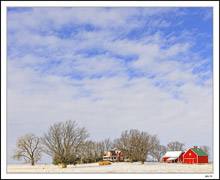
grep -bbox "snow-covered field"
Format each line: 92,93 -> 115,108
7,162 -> 213,173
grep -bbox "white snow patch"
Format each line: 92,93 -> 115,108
7,162 -> 213,173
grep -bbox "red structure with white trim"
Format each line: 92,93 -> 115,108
103,148 -> 125,162
163,151 -> 185,163
183,146 -> 208,164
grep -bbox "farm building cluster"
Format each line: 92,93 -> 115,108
162,146 -> 208,164
103,146 -> 208,164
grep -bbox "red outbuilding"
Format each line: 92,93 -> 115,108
163,151 -> 185,163
183,146 -> 208,164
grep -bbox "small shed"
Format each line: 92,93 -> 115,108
183,146 -> 208,164
163,151 -> 185,163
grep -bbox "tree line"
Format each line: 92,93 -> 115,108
12,120 -> 210,167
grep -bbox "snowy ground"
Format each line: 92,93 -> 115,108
7,162 -> 213,173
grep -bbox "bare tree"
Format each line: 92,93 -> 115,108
42,120 -> 89,168
114,129 -> 159,164
95,141 -> 105,161
12,133 -> 42,166
150,144 -> 167,162
113,129 -> 135,163
81,140 -> 106,163
135,132 -> 160,164
103,138 -> 112,152
81,140 -> 95,163
167,141 -> 185,151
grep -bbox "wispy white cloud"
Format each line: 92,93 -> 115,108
201,8 -> 213,21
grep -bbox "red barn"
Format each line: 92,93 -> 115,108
163,151 -> 185,163
183,146 -> 208,164
103,148 -> 124,162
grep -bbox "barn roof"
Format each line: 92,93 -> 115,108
163,151 -> 184,158
109,150 -> 116,154
106,148 -> 121,155
190,148 -> 208,156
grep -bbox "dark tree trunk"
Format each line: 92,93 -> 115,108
31,158 -> 34,166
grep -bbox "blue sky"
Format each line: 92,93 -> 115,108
7,7 -> 213,163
